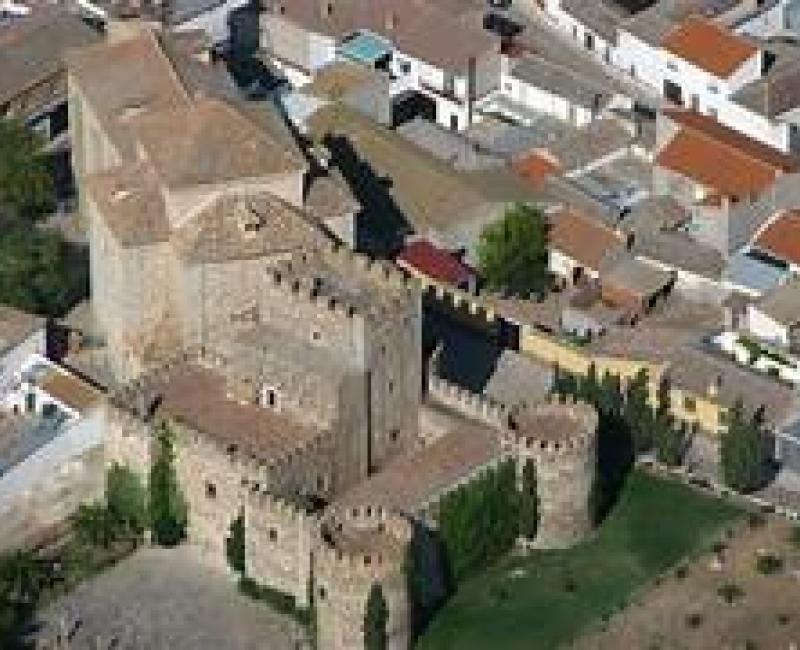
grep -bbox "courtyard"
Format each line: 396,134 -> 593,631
419,470 -> 742,650
32,547 -> 302,649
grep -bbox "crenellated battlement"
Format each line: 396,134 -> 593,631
314,505 -> 411,585
508,399 -> 598,459
427,373 -> 510,430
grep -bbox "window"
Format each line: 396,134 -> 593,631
388,379 -> 394,394
398,59 -> 411,75
684,396 -> 696,413
206,482 -> 217,499
390,429 -> 399,443
260,385 -> 279,409
268,527 -> 278,542
708,84 -> 719,94
318,586 -> 327,600
312,330 -> 321,341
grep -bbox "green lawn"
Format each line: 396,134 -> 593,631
418,470 -> 742,650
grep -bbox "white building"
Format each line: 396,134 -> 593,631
744,280 -> 800,350
260,0 -> 500,131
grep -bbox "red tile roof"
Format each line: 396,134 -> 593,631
396,239 -> 474,287
513,150 -> 560,187
662,16 -> 757,78
754,210 -> 800,266
548,209 -> 624,271
656,109 -> 798,198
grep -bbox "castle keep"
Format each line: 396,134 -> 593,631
71,24 -> 600,650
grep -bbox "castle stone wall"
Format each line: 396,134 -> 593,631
245,492 -> 316,608
512,401 -> 598,549
314,507 -> 411,650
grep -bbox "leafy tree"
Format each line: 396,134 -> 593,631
519,459 -> 538,540
226,511 -> 245,574
653,378 -> 686,466
106,463 -> 147,539
0,119 -> 53,222
624,369 -> 654,453
0,227 -> 87,317
437,460 -> 519,582
477,203 -> 548,298
364,583 -> 388,650
720,401 -> 769,493
149,422 -> 188,547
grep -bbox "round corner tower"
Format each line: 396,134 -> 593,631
314,505 -> 412,650
511,399 -> 598,549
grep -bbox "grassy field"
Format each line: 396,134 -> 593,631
418,470 -> 742,650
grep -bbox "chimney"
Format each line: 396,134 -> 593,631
385,11 -> 396,32
321,0 -> 332,18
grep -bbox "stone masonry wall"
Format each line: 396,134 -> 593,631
245,492 -> 316,608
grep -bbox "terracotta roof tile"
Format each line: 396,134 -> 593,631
662,15 -> 757,78
396,240 -> 474,287
657,109 -> 798,198
754,210 -> 800,266
548,209 -> 624,271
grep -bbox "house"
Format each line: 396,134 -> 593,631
494,55 -> 610,128
548,209 -> 625,284
745,279 -> 800,352
599,256 -> 676,314
396,239 -> 477,293
752,208 -> 800,274
260,0 -> 501,131
0,5 -> 100,144
659,16 -> 762,113
0,306 -> 46,399
541,0 -> 629,66
0,354 -> 103,551
653,108 -> 800,254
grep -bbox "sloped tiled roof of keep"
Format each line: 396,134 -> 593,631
656,109 -> 799,198
661,15 -> 757,78
548,209 -> 624,271
84,161 -> 170,248
754,210 -> 800,267
130,98 -> 306,189
270,0 -> 497,71
171,191 -> 328,264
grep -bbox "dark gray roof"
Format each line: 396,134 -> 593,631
511,56 -> 609,110
561,0 -> 629,43
632,231 -> 725,280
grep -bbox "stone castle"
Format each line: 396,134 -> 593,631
69,23 -> 600,650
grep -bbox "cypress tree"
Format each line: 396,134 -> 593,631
364,583 -> 388,650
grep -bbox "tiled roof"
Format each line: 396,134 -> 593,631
0,6 -> 100,105
396,240 -> 474,287
754,279 -> 800,327
155,365 -> 319,461
269,0 -> 498,71
131,98 -> 306,189
0,306 -> 44,355
662,15 -> 757,78
754,210 -> 800,267
513,150 -> 561,188
38,368 -> 101,414
656,109 -> 798,198
548,209 -> 624,271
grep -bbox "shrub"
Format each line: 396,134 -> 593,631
717,582 -> 744,604
674,565 -> 688,580
755,553 -> 783,576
